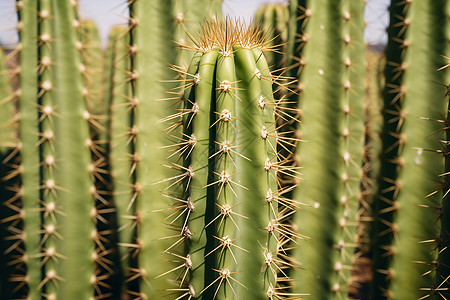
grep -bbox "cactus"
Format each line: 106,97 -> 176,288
370,0 -> 447,298
289,0 -> 366,299
2,0 -> 450,299
155,18 -> 300,299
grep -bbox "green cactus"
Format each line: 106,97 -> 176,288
155,18 -> 300,299
290,0 -> 366,299
438,69 -> 450,299
126,0 -> 181,297
370,0 -> 447,298
14,0 -> 42,298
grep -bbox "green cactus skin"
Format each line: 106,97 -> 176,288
127,0 -> 180,297
340,0 -> 366,296
49,0 -> 96,298
290,0 -> 365,298
385,0 -> 446,298
14,1 -> 42,298
438,77 -> 450,299
437,5 -> 450,298
37,0 -> 60,297
157,20 -> 296,299
370,1 -> 446,299
107,25 -> 137,295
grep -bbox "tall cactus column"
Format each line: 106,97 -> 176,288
290,0 -> 365,298
14,0 -> 42,298
385,0 -> 447,298
127,0 -> 179,298
156,19 -> 299,299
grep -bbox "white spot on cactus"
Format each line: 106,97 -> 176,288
318,69 -> 324,75
414,148 -> 423,165
264,158 -> 272,172
342,127 -> 349,138
220,80 -> 232,92
42,105 -> 53,116
75,41 -> 83,50
41,56 -> 51,67
41,80 -> 52,91
175,12 -> 184,24
258,96 -> 265,109
83,110 -> 91,121
343,11 -> 351,21
72,20 -> 80,29
39,9 -> 50,19
255,67 -> 262,80
78,64 -> 86,74
320,25 -> 325,30
43,130 -> 54,141
261,126 -> 268,139
334,261 -> 343,272
344,34 -> 351,45
344,57 -> 351,68
40,33 -> 51,43
340,195 -> 348,205
313,202 -> 320,209
219,171 -> 230,184
193,73 -> 201,85
220,109 -> 232,122
266,189 -> 273,203
344,80 -> 351,90
339,218 -> 346,228
332,283 -> 340,292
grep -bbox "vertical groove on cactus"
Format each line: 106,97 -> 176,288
108,25 -> 138,297
369,1 -> 410,297
387,0 -> 446,298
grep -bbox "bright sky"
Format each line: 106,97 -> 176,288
0,0 -> 390,50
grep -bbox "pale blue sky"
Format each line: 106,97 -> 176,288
0,0 -> 390,50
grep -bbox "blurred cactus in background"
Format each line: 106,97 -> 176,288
0,0 -> 449,299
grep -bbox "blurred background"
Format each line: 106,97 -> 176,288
0,0 -> 390,51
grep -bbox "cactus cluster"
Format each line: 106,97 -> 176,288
1,0 -> 450,299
